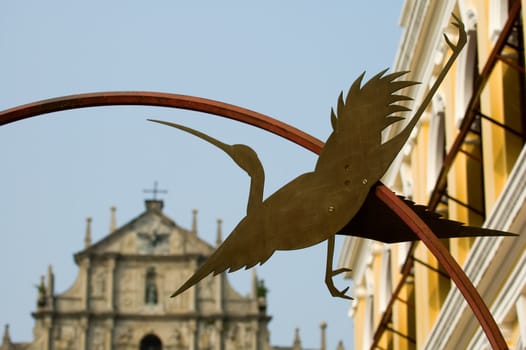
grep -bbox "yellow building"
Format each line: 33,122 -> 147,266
340,0 -> 526,349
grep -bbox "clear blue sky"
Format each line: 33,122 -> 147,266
0,2 -> 403,349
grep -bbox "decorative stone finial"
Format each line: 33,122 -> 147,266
109,206 -> 117,233
292,328 -> 302,350
84,217 -> 92,248
320,321 -> 327,350
47,264 -> 54,296
2,324 -> 11,345
192,209 -> 198,235
336,340 -> 345,350
216,219 -> 223,246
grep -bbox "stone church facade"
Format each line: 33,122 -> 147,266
6,199 -> 271,350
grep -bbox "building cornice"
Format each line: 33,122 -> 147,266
32,310 -> 270,322
74,252 -> 209,264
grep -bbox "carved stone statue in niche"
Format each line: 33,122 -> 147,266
145,267 -> 158,305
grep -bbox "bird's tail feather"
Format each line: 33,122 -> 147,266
171,245 -> 229,297
171,233 -> 271,297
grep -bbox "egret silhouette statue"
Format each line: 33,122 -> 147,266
151,16 -> 512,300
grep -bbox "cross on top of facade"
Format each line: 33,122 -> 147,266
143,181 -> 167,200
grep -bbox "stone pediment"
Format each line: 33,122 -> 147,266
74,200 -> 214,262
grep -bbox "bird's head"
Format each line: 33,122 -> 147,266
231,144 -> 264,176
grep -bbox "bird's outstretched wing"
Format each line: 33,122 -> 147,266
316,70 -> 418,177
333,70 -> 416,142
317,15 -> 467,184
338,185 -> 515,243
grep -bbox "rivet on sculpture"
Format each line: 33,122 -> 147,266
149,16 -> 513,301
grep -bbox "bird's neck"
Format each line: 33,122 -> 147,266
247,169 -> 265,214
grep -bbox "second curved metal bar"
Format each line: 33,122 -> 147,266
375,185 -> 507,350
0,91 -> 506,349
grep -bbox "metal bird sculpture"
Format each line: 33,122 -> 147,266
151,16 -> 512,300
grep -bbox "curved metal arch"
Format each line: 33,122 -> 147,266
0,91 -> 323,154
0,91 -> 507,349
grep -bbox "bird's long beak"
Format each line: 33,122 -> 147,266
149,119 -> 233,156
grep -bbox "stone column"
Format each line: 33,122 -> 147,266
82,257 -> 92,311
188,320 -> 197,350
214,320 -> 223,350
248,321 -> 257,350
189,260 -> 198,313
216,274 -> 225,314
255,321 -> 262,350
79,318 -> 89,350
105,319 -> 114,350
107,257 -> 116,311
43,317 -> 52,350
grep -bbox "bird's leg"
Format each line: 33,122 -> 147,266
325,235 -> 353,300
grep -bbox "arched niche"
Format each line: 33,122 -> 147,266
140,333 -> 163,350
